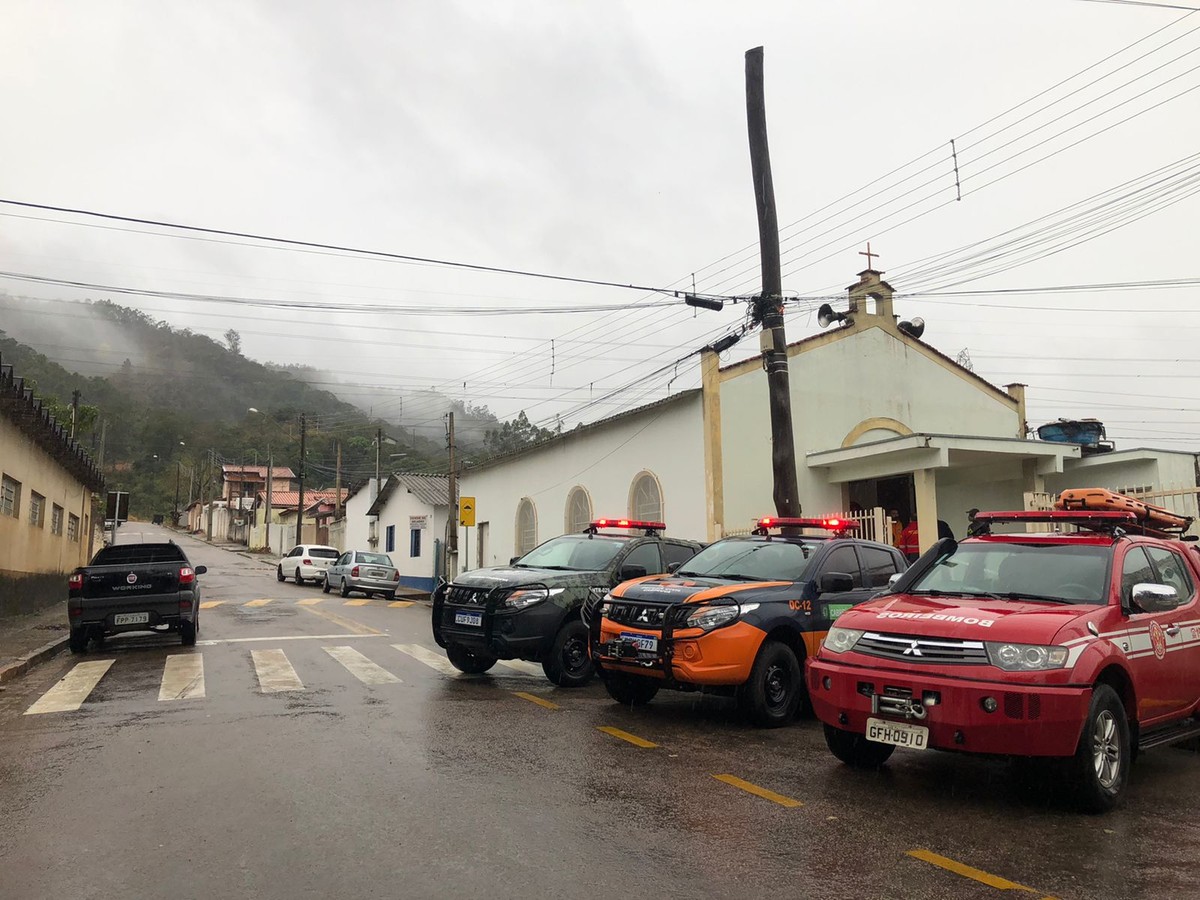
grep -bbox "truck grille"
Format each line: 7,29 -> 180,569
605,602 -> 668,630
856,631 -> 988,665
445,585 -> 489,606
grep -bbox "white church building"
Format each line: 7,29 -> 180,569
453,266 -> 1198,572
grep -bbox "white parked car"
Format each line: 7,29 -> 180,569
277,544 -> 340,585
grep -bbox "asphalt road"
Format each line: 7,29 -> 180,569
2,529 -> 1199,899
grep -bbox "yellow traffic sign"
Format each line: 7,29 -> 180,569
459,496 -> 476,527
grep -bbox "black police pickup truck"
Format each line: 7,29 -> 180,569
432,519 -> 702,686
68,541 -> 207,652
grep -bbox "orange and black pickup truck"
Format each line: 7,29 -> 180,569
586,517 -> 907,727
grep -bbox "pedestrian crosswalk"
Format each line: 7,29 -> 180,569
21,643 -> 554,715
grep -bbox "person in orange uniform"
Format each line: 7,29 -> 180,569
899,518 -> 921,562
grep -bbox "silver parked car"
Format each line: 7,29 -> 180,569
323,550 -> 401,599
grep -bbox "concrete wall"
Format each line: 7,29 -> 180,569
343,479 -> 378,553
460,395 -> 707,568
0,415 -> 94,578
719,326 -> 1021,531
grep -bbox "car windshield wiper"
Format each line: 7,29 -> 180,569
993,592 -> 1081,605
907,589 -> 1004,601
712,573 -> 771,582
673,570 -> 704,578
533,565 -> 578,571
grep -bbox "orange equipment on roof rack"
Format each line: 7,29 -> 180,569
1056,487 -> 1193,537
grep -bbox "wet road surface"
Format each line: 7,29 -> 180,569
2,529 -> 1199,899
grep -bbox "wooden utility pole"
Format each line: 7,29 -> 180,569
265,450 -> 273,553
205,450 -> 215,542
70,388 -> 80,441
335,439 -> 343,519
295,414 -> 306,547
745,46 -> 801,518
375,427 -> 382,492
447,412 -> 458,572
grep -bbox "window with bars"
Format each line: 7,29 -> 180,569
51,504 -> 64,535
565,486 -> 592,533
1,475 -> 20,518
67,514 -> 80,542
30,492 -> 45,528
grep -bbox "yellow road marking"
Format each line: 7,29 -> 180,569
199,601 -> 224,610
908,849 -> 1057,897
597,726 -> 657,748
244,599 -> 273,607
712,774 -> 802,808
389,600 -> 415,608
514,691 -> 559,710
299,603 -> 381,635
296,598 -> 326,606
343,599 -> 372,607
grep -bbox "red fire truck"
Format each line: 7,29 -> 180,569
807,489 -> 1200,811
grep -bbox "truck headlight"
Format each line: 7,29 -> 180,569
684,605 -> 739,632
824,627 -> 864,653
985,642 -> 1069,671
504,587 -> 553,609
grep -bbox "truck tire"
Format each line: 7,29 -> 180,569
604,672 -> 659,707
276,566 -> 285,582
446,643 -> 497,674
737,640 -> 803,728
542,619 -> 594,687
180,620 -> 197,647
823,723 -> 896,769
1069,684 -> 1130,813
69,627 -> 87,654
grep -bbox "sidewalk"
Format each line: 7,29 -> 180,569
0,602 -> 70,684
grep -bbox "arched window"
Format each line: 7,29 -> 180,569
515,498 -> 538,557
565,486 -> 593,533
629,470 -> 663,522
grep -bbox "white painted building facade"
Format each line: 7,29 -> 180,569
457,266 -> 1199,564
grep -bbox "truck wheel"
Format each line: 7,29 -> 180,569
68,627 -> 87,654
340,578 -> 351,598
604,672 -> 659,707
322,576 -> 331,594
737,640 -> 803,728
1069,684 -> 1130,813
542,619 -> 594,687
823,723 -> 895,769
276,566 -> 285,582
180,620 -> 197,647
446,643 -> 497,674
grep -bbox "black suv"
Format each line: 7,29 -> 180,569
432,519 -> 703,686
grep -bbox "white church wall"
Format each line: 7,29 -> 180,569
460,395 -> 707,567
719,326 -> 1021,530
342,478 -> 377,552
935,466 -> 1026,539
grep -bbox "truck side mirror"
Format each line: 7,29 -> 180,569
194,565 -> 208,576
1132,582 -> 1178,613
509,556 -> 521,566
618,564 -> 648,582
666,561 -> 683,573
818,572 -> 854,594
887,573 -> 902,589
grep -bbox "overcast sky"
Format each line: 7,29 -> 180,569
3,0 -> 1200,453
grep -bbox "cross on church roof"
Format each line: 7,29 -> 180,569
859,242 -> 879,270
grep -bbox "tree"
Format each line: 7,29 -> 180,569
225,329 -> 242,355
483,411 -> 555,456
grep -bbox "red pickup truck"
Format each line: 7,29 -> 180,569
807,504 -> 1200,812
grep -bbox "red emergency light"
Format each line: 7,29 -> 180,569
754,517 -> 858,534
587,518 -> 666,535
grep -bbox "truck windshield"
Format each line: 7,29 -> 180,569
517,536 -> 627,571
676,540 -> 816,582
909,542 -> 1111,604
90,544 -> 188,565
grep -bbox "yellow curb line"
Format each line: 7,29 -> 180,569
907,849 -> 1057,898
596,725 -> 657,748
513,691 -> 560,710
712,774 -> 802,808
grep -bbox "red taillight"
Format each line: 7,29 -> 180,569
68,572 -> 83,590
351,566 -> 360,577
393,570 -> 400,581
180,599 -> 193,611
303,558 -> 312,566
179,567 -> 195,586
70,607 -> 82,617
